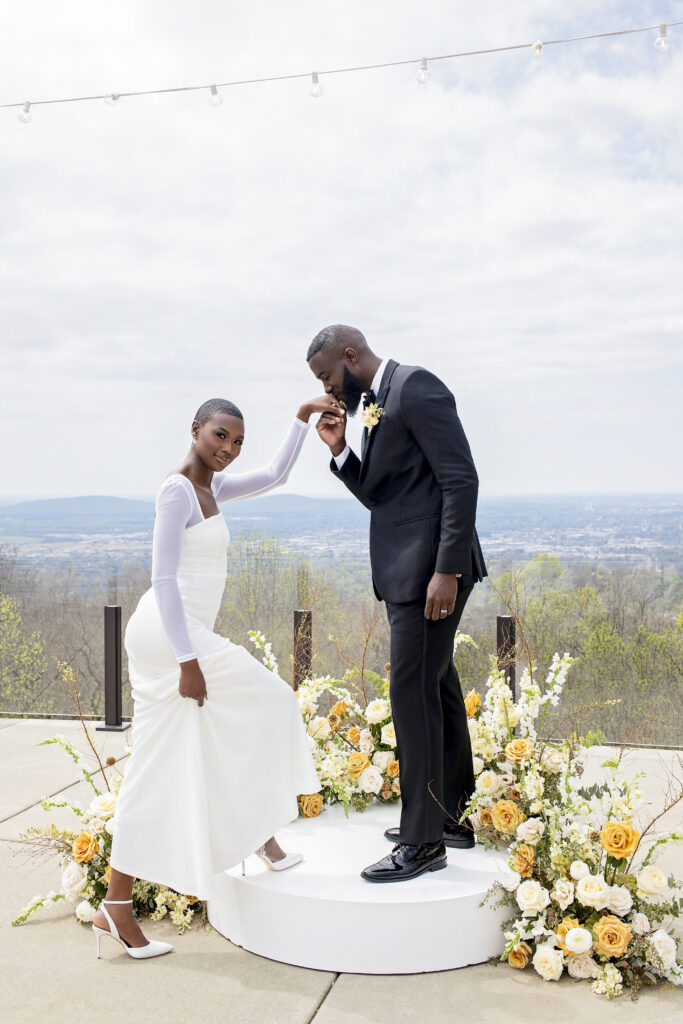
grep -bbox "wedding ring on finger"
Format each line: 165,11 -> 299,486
440,608 -> 448,616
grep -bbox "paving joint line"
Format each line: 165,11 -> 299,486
307,973 -> 340,1023
0,753 -> 129,826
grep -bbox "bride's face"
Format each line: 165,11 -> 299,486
192,413 -> 245,471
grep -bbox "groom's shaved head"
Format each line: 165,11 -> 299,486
306,324 -> 368,362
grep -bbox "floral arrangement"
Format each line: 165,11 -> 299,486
464,654 -> 683,998
360,402 -> 385,431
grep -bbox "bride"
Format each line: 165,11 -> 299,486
93,394 -> 343,959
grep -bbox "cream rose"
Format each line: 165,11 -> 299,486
358,766 -> 384,795
365,699 -> 389,725
532,943 -> 564,982
516,817 -> 545,846
540,746 -> 564,774
85,817 -> 106,835
576,873 -> 611,911
648,929 -> 677,972
606,884 -> 633,917
550,879 -> 575,911
472,756 -> 484,776
359,729 -> 375,755
515,879 -> 551,917
61,861 -> 88,900
476,770 -> 502,798
567,954 -> 598,980
570,860 -> 590,881
307,716 -> 331,742
636,865 -> 668,902
87,792 -> 117,820
105,819 -> 115,836
372,751 -> 394,772
75,900 -> 97,923
565,927 -> 593,955
501,870 -> 521,892
631,913 -> 650,936
380,722 -> 396,747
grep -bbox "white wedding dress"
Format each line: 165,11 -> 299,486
110,418 -> 320,900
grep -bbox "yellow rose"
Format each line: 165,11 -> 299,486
102,864 -> 112,885
511,843 -> 535,878
508,941 -> 532,969
491,799 -> 526,835
348,753 -> 370,778
387,760 -> 400,779
331,701 -> 350,717
72,832 -> 99,863
479,807 -> 493,827
555,915 -> 581,954
505,738 -> 533,764
600,821 -> 640,860
592,915 -> 632,959
347,727 -> 361,745
464,689 -> 481,718
298,793 -> 323,818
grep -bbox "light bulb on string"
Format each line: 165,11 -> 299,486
104,93 -> 119,106
309,72 -> 323,98
532,40 -> 544,58
209,84 -> 223,107
654,24 -> 670,52
18,101 -> 31,124
417,58 -> 430,84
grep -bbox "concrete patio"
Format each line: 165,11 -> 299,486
1,717 -> 681,1024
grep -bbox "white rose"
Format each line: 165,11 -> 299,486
570,860 -> 590,881
501,870 -> 521,892
516,817 -> 546,846
105,819 -> 115,836
372,751 -> 394,772
359,729 -> 375,755
365,699 -> 389,725
565,927 -> 593,955
88,792 -> 117,820
576,873 -> 611,911
472,756 -> 484,776
649,929 -> 677,972
75,900 -> 97,923
532,942 -> 564,982
86,817 -> 106,834
607,884 -> 633,917
567,954 -> 598,980
358,766 -> 384,795
380,722 -> 396,748
631,912 -> 650,936
475,770 -> 502,798
61,861 -> 88,900
636,865 -> 668,902
550,879 -> 575,911
540,747 -> 564,774
516,879 -> 551,917
307,716 -> 331,742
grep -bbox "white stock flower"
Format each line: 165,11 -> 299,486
358,766 -> 384,795
307,716 -> 331,742
565,927 -> 593,955
607,884 -> 633,917
648,929 -> 677,973
380,722 -> 396,748
475,770 -> 502,798
532,943 -> 564,982
550,879 -> 575,911
516,818 -> 545,846
359,729 -> 375,755
372,751 -> 394,772
636,865 -> 668,902
365,699 -> 389,725
516,880 -> 551,917
88,792 -> 117,820
524,772 -> 544,801
540,747 -> 564,774
501,870 -> 521,892
61,861 -> 88,900
75,900 -> 97,923
631,912 -> 650,935
570,860 -> 590,881
567,954 -> 598,980
576,873 -> 611,911
471,756 -> 484,776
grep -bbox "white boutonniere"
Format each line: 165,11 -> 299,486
360,403 -> 385,432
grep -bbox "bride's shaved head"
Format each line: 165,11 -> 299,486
194,398 -> 244,424
306,324 -> 368,362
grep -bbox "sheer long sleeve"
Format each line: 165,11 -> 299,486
151,478 -> 197,663
212,417 -> 309,502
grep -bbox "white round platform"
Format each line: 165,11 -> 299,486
207,803 -> 509,974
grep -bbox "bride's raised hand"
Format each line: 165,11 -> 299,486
178,660 -> 208,707
296,394 -> 345,423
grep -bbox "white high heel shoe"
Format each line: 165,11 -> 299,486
241,847 -> 303,875
92,899 -> 174,960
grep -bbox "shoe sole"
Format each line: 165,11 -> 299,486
361,860 -> 447,883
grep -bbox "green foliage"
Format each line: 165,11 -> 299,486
0,592 -> 47,711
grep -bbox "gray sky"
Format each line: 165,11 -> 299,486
2,1 -> 682,498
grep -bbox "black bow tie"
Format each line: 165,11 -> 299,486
363,390 -> 376,409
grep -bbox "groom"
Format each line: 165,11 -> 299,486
307,325 -> 486,882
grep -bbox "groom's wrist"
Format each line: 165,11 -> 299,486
330,440 -> 347,457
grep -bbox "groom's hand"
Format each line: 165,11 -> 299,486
424,572 -> 458,621
316,405 -> 347,457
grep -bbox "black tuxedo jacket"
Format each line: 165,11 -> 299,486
331,360 -> 486,604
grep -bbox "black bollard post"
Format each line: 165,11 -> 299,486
96,605 -> 130,732
496,614 -> 517,701
293,610 -> 312,691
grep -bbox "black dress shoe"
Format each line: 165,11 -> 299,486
384,817 -> 475,850
361,840 -> 447,883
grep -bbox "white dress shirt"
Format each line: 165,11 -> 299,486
333,358 -> 389,470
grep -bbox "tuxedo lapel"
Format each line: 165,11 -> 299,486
360,359 -> 399,472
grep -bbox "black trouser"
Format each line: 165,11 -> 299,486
386,576 -> 475,845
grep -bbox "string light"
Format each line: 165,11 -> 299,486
417,58 -> 430,84
2,20 -> 679,122
309,72 -> 323,98
209,84 -> 223,107
104,93 -> 119,106
655,24 -> 670,52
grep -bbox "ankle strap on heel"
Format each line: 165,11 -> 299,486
103,899 -> 133,904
